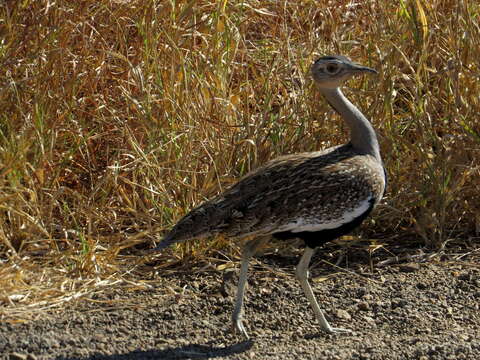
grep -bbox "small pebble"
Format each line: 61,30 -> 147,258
336,309 -> 351,320
9,353 -> 27,360
358,302 -> 370,311
399,263 -> 421,273
416,282 -> 428,290
363,316 -> 376,325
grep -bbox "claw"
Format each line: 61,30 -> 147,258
232,318 -> 250,339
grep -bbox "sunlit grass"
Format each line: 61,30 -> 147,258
0,0 -> 479,318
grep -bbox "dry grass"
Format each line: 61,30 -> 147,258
0,0 -> 479,319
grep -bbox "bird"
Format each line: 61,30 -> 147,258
152,55 -> 386,339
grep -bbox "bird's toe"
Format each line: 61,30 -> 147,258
231,319 -> 250,339
327,326 -> 352,334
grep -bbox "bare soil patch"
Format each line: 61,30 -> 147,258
1,248 -> 479,360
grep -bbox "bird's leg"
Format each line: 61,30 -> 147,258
231,236 -> 268,339
296,247 -> 352,334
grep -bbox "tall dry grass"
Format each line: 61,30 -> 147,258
0,0 -> 479,318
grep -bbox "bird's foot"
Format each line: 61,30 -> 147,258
324,326 -> 352,334
231,318 -> 250,340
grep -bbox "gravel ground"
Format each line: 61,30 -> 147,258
1,247 -> 479,360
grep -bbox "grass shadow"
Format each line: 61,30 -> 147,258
57,340 -> 254,360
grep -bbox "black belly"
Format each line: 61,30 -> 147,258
273,197 -> 376,248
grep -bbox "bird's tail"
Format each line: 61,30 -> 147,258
147,203 -> 217,254
151,240 -> 173,252
146,233 -> 179,254
147,225 -> 208,254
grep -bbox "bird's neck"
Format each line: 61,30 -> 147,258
321,87 -> 381,162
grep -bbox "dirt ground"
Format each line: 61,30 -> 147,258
1,245 -> 479,360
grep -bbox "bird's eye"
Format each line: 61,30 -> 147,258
326,64 -> 339,73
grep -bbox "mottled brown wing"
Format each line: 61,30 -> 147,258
221,152 -> 385,237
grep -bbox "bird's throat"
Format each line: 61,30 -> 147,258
320,87 -> 381,162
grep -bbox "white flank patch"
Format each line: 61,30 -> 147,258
281,196 -> 373,233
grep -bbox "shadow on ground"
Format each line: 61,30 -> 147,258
57,340 -> 254,360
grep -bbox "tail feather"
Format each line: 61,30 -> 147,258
147,231 -> 181,253
148,196 -> 228,254
151,238 -> 175,252
148,226 -> 209,254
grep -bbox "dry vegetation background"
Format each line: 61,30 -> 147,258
0,0 -> 479,319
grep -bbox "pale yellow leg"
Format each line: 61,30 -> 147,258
231,236 -> 269,339
296,247 -> 352,334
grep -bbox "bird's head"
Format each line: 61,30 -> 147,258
310,55 -> 377,89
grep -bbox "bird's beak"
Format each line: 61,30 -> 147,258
350,64 -> 378,74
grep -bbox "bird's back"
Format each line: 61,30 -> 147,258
158,144 -> 386,249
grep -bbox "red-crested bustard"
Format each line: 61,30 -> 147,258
153,56 -> 386,339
